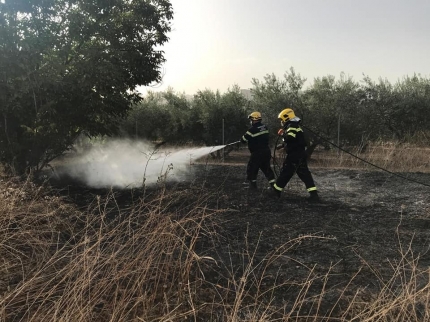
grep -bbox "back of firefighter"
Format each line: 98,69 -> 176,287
272,108 -> 320,201
240,111 -> 276,190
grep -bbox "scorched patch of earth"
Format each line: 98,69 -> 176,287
189,165 -> 430,315
52,163 -> 430,318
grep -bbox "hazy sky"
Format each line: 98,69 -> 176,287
141,0 -> 430,95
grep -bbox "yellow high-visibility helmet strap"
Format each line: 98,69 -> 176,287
248,111 -> 262,121
278,108 -> 296,123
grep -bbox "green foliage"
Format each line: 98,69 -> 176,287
392,75 -> 430,139
360,74 -> 430,142
163,89 -> 201,143
29,51 -> 426,161
219,86 -> 250,144
193,86 -> 249,146
303,73 -> 364,146
250,69 -> 430,150
361,76 -> 400,140
120,86 -> 249,147
250,67 -> 307,134
123,69 -> 430,154
119,92 -> 168,141
0,0 -> 173,174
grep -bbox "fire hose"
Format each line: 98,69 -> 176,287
224,140 -> 241,147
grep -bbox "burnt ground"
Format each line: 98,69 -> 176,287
47,157 -> 430,319
180,162 -> 430,319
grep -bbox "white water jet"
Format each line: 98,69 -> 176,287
56,139 -> 225,188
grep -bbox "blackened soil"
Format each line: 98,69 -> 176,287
53,163 -> 430,319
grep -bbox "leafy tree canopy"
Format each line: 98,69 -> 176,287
0,0 -> 173,174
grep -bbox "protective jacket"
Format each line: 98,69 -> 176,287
280,118 -> 306,155
240,121 -> 270,153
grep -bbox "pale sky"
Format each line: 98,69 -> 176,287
141,0 -> 430,95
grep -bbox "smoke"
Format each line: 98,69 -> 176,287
56,139 -> 225,188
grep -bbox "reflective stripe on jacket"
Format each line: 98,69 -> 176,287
241,121 -> 270,153
282,121 -> 306,154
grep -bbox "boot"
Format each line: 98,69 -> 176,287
269,186 -> 281,198
308,191 -> 321,203
249,181 -> 257,190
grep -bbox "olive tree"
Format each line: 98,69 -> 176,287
393,74 -> 430,140
250,72 -> 292,131
193,87 -> 249,148
119,92 -> 170,141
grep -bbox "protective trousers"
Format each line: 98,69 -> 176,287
275,153 -> 316,192
246,148 -> 276,183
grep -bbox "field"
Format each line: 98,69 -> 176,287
1,145 -> 430,321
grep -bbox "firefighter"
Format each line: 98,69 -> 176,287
240,111 -> 276,190
272,108 -> 320,201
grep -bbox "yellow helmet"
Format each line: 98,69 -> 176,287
248,111 -> 262,121
278,108 -> 296,124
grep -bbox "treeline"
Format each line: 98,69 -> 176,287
120,68 -> 430,149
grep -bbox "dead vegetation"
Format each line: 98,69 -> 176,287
310,142 -> 430,173
1,143 -> 430,321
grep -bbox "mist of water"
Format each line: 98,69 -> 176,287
56,139 -> 225,188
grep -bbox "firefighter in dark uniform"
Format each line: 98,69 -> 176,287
272,108 -> 320,201
240,111 -> 276,190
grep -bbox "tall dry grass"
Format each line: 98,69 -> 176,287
1,175 -> 430,321
310,142 -> 430,173
0,178 -> 222,321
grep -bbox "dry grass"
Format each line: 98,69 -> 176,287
310,142 -> 430,173
214,142 -> 430,174
0,178 -> 222,321
1,155 -> 430,321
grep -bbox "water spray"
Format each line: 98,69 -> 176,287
54,139 -> 238,189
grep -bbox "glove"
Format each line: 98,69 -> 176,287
277,129 -> 284,136
276,144 -> 284,150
